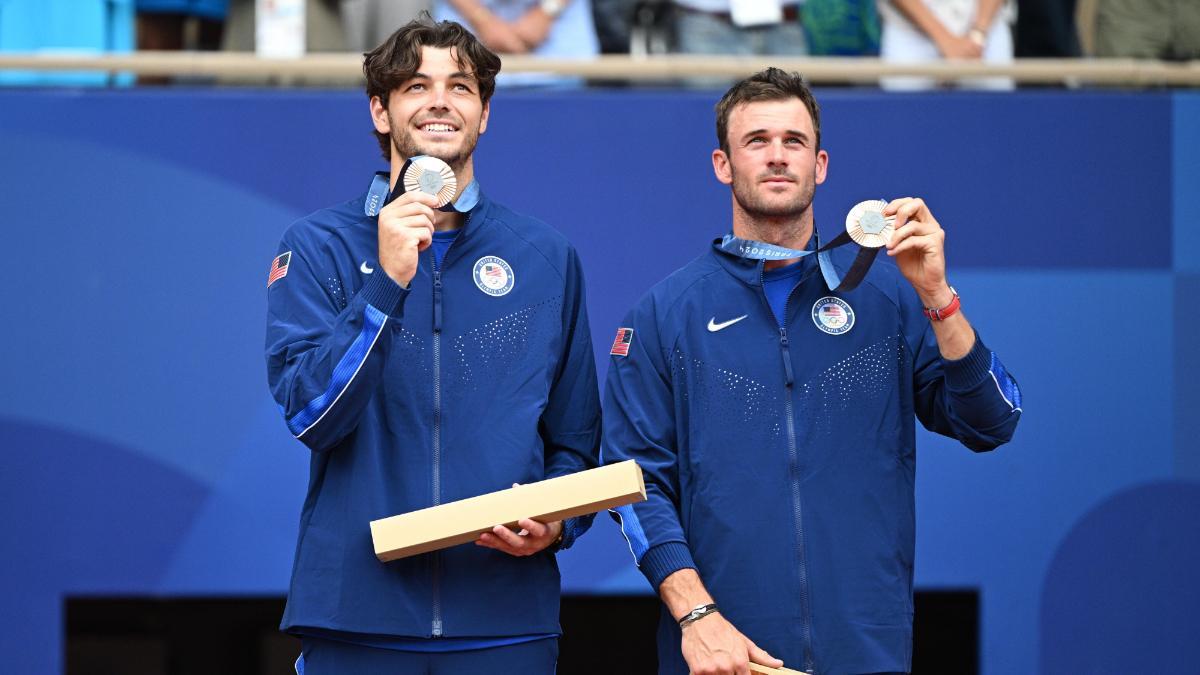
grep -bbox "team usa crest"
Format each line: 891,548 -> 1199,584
812,296 -> 854,335
473,256 -> 514,296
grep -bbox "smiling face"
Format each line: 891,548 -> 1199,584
713,98 -> 828,222
370,46 -> 490,177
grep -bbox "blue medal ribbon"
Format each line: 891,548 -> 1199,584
717,227 -> 880,293
363,167 -> 480,218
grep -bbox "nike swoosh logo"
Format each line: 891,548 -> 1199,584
707,315 -> 748,332
360,261 -> 374,274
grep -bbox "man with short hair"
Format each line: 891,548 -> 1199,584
265,16 -> 600,673
603,68 -> 1022,675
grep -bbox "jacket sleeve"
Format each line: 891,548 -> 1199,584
601,293 -> 697,591
540,246 -> 602,551
265,230 -> 409,452
905,289 -> 1023,452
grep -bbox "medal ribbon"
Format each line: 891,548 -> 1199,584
716,228 -> 880,293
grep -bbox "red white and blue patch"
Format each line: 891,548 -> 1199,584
610,327 -> 634,356
812,296 -> 854,335
267,251 -> 291,288
473,255 -> 514,297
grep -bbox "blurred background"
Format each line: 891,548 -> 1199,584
1,0 -> 1198,673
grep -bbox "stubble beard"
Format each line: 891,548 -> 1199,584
390,115 -> 480,175
731,166 -> 815,222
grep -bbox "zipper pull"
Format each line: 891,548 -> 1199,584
779,327 -> 794,387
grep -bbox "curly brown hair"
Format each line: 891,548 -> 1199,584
714,68 -> 821,156
363,14 -> 501,160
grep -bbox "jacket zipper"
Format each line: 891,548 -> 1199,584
429,213 -> 468,638
761,264 -> 815,673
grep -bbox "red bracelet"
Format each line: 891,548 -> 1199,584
923,287 -> 961,321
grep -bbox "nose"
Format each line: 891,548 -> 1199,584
427,84 -> 450,110
766,139 -> 787,167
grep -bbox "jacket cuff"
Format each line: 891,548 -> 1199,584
358,271 -> 409,319
641,542 -> 697,591
942,331 -> 991,391
554,515 -> 587,552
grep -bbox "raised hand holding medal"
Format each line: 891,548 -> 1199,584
374,158 -> 446,288
882,197 -> 953,309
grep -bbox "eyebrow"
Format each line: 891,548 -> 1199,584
410,71 -> 477,82
741,128 -> 810,141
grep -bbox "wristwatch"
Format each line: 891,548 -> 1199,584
540,0 -> 565,18
923,286 -> 961,321
678,603 -> 720,628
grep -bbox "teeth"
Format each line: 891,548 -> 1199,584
423,124 -> 454,132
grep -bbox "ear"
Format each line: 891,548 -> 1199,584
814,148 -> 829,186
479,100 -> 490,136
370,94 -> 390,135
712,148 -> 732,186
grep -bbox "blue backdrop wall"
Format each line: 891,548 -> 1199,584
1,88 -> 1197,674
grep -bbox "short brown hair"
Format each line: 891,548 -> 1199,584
714,68 -> 821,156
363,14 -> 502,160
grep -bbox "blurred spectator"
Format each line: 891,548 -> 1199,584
222,0 -> 346,52
878,0 -> 1014,90
137,0 -> 228,52
1093,0 -> 1199,61
435,0 -> 599,59
671,0 -> 808,56
802,0 -> 880,56
341,0 -> 431,52
591,0 -> 639,52
0,0 -> 135,87
1014,0 -> 1079,57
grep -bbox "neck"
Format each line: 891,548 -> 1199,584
389,155 -> 474,232
731,203 -> 814,270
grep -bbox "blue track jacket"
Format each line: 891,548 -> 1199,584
266,188 -> 601,639
603,241 -> 1022,675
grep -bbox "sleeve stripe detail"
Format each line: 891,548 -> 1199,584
611,504 -> 649,564
988,351 -> 1023,413
287,304 -> 388,438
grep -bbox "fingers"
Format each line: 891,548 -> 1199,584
517,518 -> 549,538
745,638 -> 784,668
883,197 -> 927,230
474,518 -> 555,557
887,233 -> 939,258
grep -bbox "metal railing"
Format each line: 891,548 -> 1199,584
1,51 -> 1198,86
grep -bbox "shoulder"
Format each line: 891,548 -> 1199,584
484,199 -> 577,276
628,251 -> 725,323
282,197 -> 370,249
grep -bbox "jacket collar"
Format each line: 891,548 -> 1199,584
709,228 -> 824,288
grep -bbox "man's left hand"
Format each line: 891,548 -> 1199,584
884,197 -> 954,307
476,517 -> 563,556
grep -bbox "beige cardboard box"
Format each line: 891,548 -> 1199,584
370,460 -> 646,562
749,664 -> 808,675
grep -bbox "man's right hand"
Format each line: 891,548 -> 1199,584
378,191 -> 438,288
681,612 -> 783,675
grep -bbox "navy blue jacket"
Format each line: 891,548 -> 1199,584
266,188 -> 601,639
603,241 -> 1022,675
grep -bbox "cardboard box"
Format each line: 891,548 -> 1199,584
749,664 -> 808,675
370,460 -> 646,562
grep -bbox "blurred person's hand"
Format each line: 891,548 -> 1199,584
513,8 -> 554,50
475,14 -> 530,53
936,34 -> 983,60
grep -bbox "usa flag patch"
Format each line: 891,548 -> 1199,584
610,327 -> 634,356
268,251 -> 291,288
